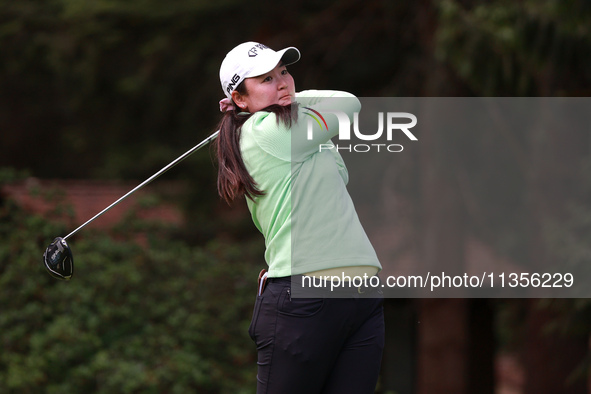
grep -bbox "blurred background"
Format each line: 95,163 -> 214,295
1,0 -> 591,393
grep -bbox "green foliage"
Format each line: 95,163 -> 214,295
435,0 -> 591,96
0,0 -> 230,180
0,168 -> 31,183
0,179 -> 263,393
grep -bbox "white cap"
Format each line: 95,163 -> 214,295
219,42 -> 300,98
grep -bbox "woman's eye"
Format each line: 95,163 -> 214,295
263,76 -> 272,82
281,69 -> 289,75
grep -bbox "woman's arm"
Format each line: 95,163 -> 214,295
243,90 -> 360,163
291,90 -> 361,162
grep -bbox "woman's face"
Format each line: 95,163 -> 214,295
232,62 -> 295,113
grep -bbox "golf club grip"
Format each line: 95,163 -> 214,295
63,131 -> 220,240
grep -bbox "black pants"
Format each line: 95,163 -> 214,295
248,276 -> 385,394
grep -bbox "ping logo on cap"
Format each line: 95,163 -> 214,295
226,73 -> 241,94
248,43 -> 269,57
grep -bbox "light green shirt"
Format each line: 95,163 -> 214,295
240,90 -> 381,277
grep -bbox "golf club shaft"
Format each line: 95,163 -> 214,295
63,131 -> 219,240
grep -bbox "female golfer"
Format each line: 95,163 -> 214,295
216,42 -> 384,394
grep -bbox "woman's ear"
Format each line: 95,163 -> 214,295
231,90 -> 247,111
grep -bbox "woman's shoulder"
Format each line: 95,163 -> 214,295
241,111 -> 291,162
242,111 -> 283,133
241,111 -> 287,144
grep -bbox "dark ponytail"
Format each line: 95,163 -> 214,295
215,83 -> 297,204
215,108 -> 260,204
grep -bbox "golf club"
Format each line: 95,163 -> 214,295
42,131 -> 219,280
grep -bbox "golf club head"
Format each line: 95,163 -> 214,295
43,237 -> 73,280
